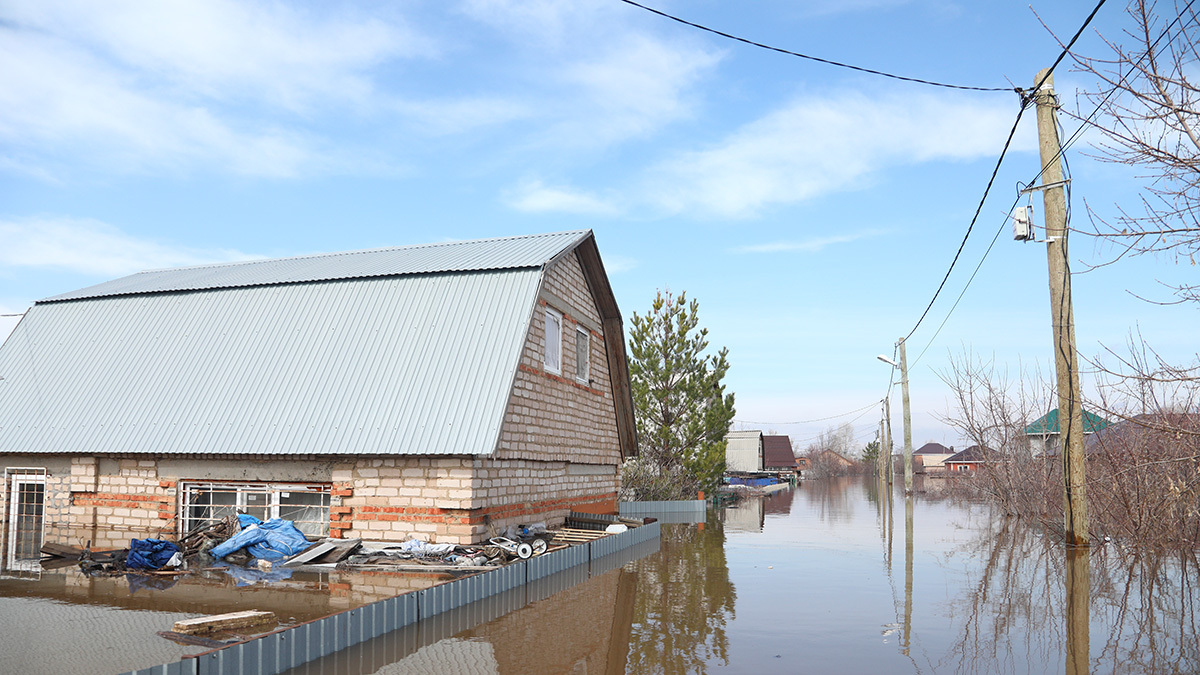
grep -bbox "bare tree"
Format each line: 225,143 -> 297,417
1056,0 -> 1200,302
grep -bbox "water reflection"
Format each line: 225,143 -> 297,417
625,512 -> 735,674
940,511 -> 1200,674
6,481 -> 1200,674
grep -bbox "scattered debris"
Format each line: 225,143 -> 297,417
173,610 -> 277,635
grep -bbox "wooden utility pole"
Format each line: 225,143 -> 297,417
899,337 -> 913,493
1034,68 -> 1088,547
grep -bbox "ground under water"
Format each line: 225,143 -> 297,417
2,476 -> 1198,674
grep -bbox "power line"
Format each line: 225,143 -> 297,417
908,0 -> 1195,366
900,0 -> 1109,343
734,399 -> 881,426
614,0 -> 1013,92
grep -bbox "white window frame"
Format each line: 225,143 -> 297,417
544,307 -> 563,375
180,481 -> 331,537
575,327 -> 590,384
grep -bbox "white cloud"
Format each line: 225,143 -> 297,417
0,217 -> 260,278
736,230 -> 887,253
645,91 -> 1035,218
505,179 -> 620,215
551,34 -> 722,147
3,0 -> 429,112
462,0 -> 723,150
0,0 -> 430,177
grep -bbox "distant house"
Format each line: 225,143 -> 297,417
0,231 -> 637,561
944,445 -> 992,473
817,450 -> 855,469
762,435 -> 797,472
794,456 -> 811,472
914,442 -> 955,473
1024,408 -> 1112,456
725,430 -> 764,473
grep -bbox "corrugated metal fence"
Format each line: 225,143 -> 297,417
619,499 -> 707,523
122,519 -> 660,675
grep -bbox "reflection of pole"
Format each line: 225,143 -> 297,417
1034,68 -> 1088,547
884,396 -> 894,488
899,338 -> 913,493
1065,547 -> 1091,675
903,494 -> 913,656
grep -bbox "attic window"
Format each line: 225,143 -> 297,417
575,327 -> 590,384
545,307 -> 562,374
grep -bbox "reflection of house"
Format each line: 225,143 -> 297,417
944,445 -> 991,473
763,435 -> 798,472
914,442 -> 954,473
0,231 -> 636,557
1024,408 -> 1112,456
725,430 -> 764,472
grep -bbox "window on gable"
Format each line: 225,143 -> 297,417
575,327 -> 590,384
545,307 -> 562,374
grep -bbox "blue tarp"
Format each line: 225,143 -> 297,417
126,538 -> 181,570
211,515 -> 312,562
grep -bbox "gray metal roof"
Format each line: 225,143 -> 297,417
43,230 -> 590,303
0,231 -> 597,457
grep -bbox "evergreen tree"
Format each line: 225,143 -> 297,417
623,290 -> 735,500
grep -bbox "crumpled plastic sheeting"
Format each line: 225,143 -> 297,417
393,539 -> 456,557
211,515 -> 312,562
126,538 -> 182,570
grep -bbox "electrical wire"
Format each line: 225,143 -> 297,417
614,0 -> 1013,92
899,0 -> 1109,343
907,0 -> 1197,366
734,399 -> 882,426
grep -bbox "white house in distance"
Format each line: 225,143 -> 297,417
914,442 -> 955,473
0,230 -> 637,562
725,430 -> 764,473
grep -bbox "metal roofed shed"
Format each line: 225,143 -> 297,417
0,230 -> 637,550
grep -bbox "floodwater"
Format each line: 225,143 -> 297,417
3,476 -> 1199,674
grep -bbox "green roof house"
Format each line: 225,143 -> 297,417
1024,408 -> 1112,456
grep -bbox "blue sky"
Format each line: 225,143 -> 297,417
1,0 -> 1196,452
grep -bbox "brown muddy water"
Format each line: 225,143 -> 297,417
3,476 -> 1199,674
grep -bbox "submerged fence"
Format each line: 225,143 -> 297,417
122,519 -> 661,675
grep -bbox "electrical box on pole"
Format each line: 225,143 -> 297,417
1012,205 -> 1034,240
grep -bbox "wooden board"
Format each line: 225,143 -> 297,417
549,528 -> 611,543
174,610 -> 276,635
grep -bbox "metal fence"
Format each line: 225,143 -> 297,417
122,519 -> 661,675
619,499 -> 707,523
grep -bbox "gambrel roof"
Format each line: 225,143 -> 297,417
0,231 -> 636,458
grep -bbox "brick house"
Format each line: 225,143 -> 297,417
0,230 -> 636,566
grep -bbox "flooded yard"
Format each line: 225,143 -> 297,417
3,476 -> 1199,673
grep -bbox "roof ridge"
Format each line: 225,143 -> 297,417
134,230 -> 592,276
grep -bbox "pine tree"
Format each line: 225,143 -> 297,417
623,290 -> 735,500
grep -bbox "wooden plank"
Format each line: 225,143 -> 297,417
174,610 -> 277,635
40,543 -> 83,559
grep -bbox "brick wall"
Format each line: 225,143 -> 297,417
497,251 -> 621,466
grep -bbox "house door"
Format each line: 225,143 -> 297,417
6,471 -> 46,573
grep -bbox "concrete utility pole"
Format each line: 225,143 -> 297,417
899,337 -> 913,493
1034,68 -> 1088,547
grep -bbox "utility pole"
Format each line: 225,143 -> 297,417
1034,68 -> 1088,547
899,337 -> 913,493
